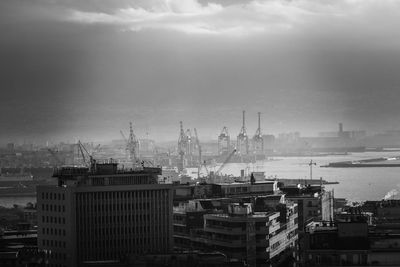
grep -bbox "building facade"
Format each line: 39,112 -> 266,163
173,196 -> 298,267
37,162 -> 173,267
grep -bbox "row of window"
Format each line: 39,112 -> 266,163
41,192 -> 65,201
76,189 -> 169,201
49,251 -> 67,261
42,216 -> 66,224
77,213 -> 166,226
42,239 -> 66,248
77,224 -> 167,236
78,202 -> 166,212
41,204 -> 66,213
42,227 -> 66,236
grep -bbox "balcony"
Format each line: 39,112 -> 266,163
207,238 -> 245,247
204,225 -> 245,234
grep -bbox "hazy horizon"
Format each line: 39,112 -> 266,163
2,0 -> 400,144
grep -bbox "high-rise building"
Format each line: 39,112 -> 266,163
37,160 -> 173,267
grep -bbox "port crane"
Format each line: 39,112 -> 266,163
77,140 -> 93,167
120,122 -> 140,166
237,110 -> 249,155
252,112 -> 264,153
193,128 -> 202,167
218,126 -> 230,155
178,121 -> 188,172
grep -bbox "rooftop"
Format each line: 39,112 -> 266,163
53,162 -> 161,179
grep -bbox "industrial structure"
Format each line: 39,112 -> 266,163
218,126 -> 230,156
252,112 -> 264,154
185,128 -> 194,167
120,122 -> 140,167
193,128 -> 202,167
237,110 -> 249,155
177,121 -> 188,172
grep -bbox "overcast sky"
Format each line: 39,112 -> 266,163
1,0 -> 400,144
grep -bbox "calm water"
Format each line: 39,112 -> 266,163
221,151 -> 400,203
1,152 -> 400,207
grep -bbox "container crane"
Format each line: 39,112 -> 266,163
193,128 -> 202,166
127,122 -> 140,165
178,121 -> 187,172
218,126 -> 230,155
252,112 -> 264,153
120,123 -> 140,167
237,110 -> 249,155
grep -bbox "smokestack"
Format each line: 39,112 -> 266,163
339,123 -> 343,133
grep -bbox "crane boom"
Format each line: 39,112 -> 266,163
47,148 -> 62,166
120,130 -> 128,142
77,141 -> 88,166
216,149 -> 236,175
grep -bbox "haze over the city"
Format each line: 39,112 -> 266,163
1,0 -> 400,143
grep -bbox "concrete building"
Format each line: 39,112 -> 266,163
220,181 -> 278,197
37,161 -> 173,267
203,203 -> 278,266
304,220 -> 369,266
283,186 -> 334,231
173,195 -> 298,267
304,208 -> 400,266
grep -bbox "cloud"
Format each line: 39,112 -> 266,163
63,0 -> 400,38
65,0 -> 307,35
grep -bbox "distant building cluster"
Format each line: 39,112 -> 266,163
2,160 -> 400,266
4,122 -> 400,266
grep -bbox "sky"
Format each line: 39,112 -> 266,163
1,0 -> 400,144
